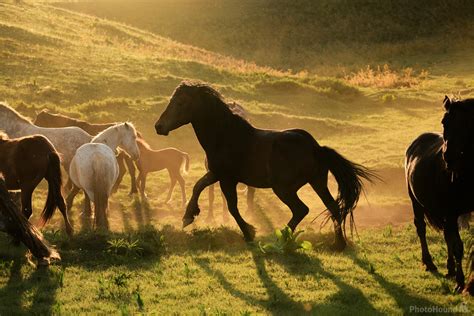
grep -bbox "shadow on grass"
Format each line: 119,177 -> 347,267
0,258 -> 60,315
194,250 -> 310,315
346,251 -> 443,314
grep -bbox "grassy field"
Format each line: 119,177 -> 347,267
0,0 -> 473,314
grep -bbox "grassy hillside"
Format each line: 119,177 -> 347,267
0,1 -> 473,314
56,0 -> 474,74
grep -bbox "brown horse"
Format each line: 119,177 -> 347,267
34,110 -> 138,194
136,138 -> 189,206
155,82 -> 376,249
0,132 -> 72,235
0,175 -> 60,264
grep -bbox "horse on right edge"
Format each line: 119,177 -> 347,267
406,96 -> 474,293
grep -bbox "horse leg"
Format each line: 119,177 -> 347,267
310,174 -> 346,251
444,218 -> 465,293
221,189 -> 229,222
183,171 -> 218,228
207,183 -> 215,222
65,178 -> 73,193
272,187 -> 309,232
443,229 -> 456,277
66,184 -> 80,211
20,186 -> 34,219
165,170 -> 177,204
409,189 -> 437,271
220,180 -> 256,241
112,152 -> 127,194
139,173 -> 148,199
125,155 -> 138,195
57,195 -> 73,236
177,174 -> 186,208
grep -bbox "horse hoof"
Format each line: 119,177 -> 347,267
244,225 -> 256,242
331,240 -> 347,251
182,216 -> 195,228
424,262 -> 438,272
66,226 -> 74,237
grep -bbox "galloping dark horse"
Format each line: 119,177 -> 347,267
155,82 -> 375,249
406,96 -> 474,293
0,132 -> 72,235
0,175 -> 60,264
34,110 -> 138,195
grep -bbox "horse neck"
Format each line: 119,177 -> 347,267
3,117 -> 35,138
93,128 -> 120,151
191,102 -> 250,152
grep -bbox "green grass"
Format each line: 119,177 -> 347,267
0,0 -> 473,314
1,225 -> 473,314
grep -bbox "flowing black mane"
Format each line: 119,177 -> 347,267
177,81 -> 251,124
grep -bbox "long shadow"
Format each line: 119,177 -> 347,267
0,257 -> 24,314
269,251 -> 381,315
194,246 -> 382,315
0,257 -> 60,315
194,249 -> 309,315
347,251 -> 445,314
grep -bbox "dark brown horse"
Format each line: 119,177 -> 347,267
155,82 -> 375,249
0,132 -> 72,235
406,96 -> 474,293
0,175 -> 60,264
34,110 -> 138,194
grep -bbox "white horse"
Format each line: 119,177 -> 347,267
68,123 -> 139,229
0,102 -> 92,171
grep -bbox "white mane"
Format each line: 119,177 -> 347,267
92,122 -> 137,143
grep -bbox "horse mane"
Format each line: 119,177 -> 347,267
0,102 -> 33,124
445,97 -> 474,112
137,137 -> 151,150
177,81 -> 251,124
92,122 -> 137,142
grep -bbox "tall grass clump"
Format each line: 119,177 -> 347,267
345,64 -> 429,88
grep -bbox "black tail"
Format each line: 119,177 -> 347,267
0,176 -> 60,261
41,152 -> 67,226
320,146 -> 378,235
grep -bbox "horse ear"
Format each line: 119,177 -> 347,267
444,95 -> 451,110
124,122 -> 130,129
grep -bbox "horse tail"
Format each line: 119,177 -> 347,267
0,177 -> 60,261
41,152 -> 66,226
92,167 -> 109,230
319,146 -> 378,235
181,152 -> 190,175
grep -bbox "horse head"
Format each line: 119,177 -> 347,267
441,96 -> 474,175
155,82 -> 202,135
119,122 -> 140,160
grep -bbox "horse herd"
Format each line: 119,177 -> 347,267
0,81 -> 472,295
